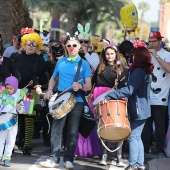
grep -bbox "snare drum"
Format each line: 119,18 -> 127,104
0,113 -> 17,131
97,99 -> 130,141
49,92 -> 76,119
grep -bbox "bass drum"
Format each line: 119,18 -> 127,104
97,99 -> 130,141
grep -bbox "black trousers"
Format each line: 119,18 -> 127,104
142,105 -> 167,153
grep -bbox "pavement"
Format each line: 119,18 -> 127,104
0,135 -> 168,170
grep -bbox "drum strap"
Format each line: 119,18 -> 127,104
75,59 -> 82,82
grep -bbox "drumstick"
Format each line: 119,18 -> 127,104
87,83 -> 95,102
115,61 -> 121,89
56,79 -> 83,97
23,83 -> 31,89
120,76 -> 125,82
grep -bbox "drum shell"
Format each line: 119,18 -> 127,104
97,100 -> 130,141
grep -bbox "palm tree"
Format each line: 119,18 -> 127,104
0,0 -> 13,45
138,2 -> 150,40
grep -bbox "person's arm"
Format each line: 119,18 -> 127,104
149,49 -> 170,72
44,76 -> 57,100
105,69 -> 145,100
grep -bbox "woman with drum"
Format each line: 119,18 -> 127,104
89,39 -> 128,167
104,44 -> 154,170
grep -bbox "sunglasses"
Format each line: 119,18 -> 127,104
26,40 -> 37,47
66,44 -> 78,48
149,40 -> 158,43
80,40 -> 89,44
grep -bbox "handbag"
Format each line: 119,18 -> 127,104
74,59 -> 96,138
79,99 -> 96,138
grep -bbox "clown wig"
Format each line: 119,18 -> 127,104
21,33 -> 43,51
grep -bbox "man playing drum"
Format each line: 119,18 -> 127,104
39,31 -> 92,169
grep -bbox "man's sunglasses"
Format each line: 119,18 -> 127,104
80,40 -> 89,44
148,40 -> 158,43
66,44 -> 77,48
26,40 -> 37,47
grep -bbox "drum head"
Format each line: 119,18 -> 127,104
93,89 -> 114,106
49,92 -> 72,113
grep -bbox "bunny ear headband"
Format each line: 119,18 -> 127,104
103,39 -> 117,51
133,39 -> 146,48
66,31 -> 79,41
77,23 -> 90,40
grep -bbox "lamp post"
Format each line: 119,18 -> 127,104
40,18 -> 48,30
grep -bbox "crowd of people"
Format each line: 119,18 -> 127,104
0,24 -> 170,170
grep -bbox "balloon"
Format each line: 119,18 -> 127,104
120,4 -> 139,36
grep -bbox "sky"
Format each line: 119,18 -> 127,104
132,0 -> 160,23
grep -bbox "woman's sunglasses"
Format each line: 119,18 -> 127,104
66,44 -> 77,48
26,40 -> 37,47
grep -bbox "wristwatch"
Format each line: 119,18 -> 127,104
156,55 -> 159,60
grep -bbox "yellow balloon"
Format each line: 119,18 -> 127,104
120,4 -> 138,34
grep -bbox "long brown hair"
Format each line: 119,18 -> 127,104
98,46 -> 124,74
132,46 -> 154,74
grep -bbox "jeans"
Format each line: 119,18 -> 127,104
129,119 -> 146,168
142,105 -> 167,153
49,102 -> 84,163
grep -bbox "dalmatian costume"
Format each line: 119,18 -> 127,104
150,48 -> 170,106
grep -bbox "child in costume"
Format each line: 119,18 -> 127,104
0,76 -> 25,167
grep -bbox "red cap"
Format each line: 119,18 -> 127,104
149,31 -> 164,39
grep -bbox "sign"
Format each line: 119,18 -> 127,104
51,18 -> 60,28
150,27 -> 159,31
51,28 -> 60,31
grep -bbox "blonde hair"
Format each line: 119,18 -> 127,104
21,33 -> 43,51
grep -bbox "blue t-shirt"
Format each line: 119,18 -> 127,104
53,55 -> 92,102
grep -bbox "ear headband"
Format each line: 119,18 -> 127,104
103,39 -> 117,51
20,27 -> 35,35
77,23 -> 90,40
66,31 -> 79,41
133,39 -> 146,48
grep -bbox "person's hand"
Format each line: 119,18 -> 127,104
115,79 -> 118,86
87,93 -> 93,101
43,46 -> 50,55
72,82 -> 82,92
148,48 -> 157,58
16,104 -> 21,110
35,86 -> 42,95
44,90 -> 53,100
18,48 -> 25,54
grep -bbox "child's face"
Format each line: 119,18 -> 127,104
5,84 -> 15,94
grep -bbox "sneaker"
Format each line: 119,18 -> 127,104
98,154 -> 107,166
64,161 -> 74,169
4,159 -> 10,167
23,146 -> 32,156
115,155 -> 126,167
125,165 -> 138,170
39,159 -> 59,168
138,166 -> 145,170
157,152 -> 165,159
